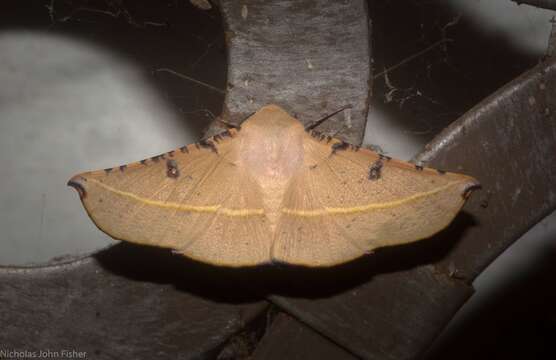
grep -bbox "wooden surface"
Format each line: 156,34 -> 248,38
217,0 -> 371,145
252,312 -> 358,360
270,266 -> 472,360
416,58 -> 556,281
264,56 -> 556,360
0,244 -> 268,360
3,2 -> 554,359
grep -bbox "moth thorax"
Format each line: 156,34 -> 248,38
239,129 -> 304,183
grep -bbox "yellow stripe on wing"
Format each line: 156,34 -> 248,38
281,181 -> 463,217
88,178 -> 265,217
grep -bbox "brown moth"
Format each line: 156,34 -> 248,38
68,105 -> 479,267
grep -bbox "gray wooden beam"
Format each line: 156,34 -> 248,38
217,0 -> 371,144
269,57 -> 556,360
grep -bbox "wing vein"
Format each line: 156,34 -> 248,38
307,169 -> 370,253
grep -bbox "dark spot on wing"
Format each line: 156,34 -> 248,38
331,140 -> 360,155
309,131 -> 333,144
368,159 -> 383,181
309,130 -> 322,139
378,154 -> 392,161
166,159 -> 180,179
331,141 -> 350,155
151,154 -> 164,162
220,130 -> 233,138
199,139 -> 218,154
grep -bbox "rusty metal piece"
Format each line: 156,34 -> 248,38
215,0 -> 371,144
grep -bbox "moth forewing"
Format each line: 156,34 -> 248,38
69,105 -> 479,267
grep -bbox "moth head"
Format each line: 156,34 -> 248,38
242,104 -> 304,136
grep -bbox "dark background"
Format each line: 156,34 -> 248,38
0,0 -> 554,359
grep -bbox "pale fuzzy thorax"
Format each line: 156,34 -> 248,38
239,106 -> 305,230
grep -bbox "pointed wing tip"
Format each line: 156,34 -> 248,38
444,172 -> 480,201
67,175 -> 87,200
462,179 -> 481,200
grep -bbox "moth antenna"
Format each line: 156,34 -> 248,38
215,110 -> 257,130
215,116 -> 241,130
305,105 -> 353,131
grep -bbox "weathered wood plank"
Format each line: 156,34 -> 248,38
0,244 -> 268,360
416,58 -> 556,281
252,312 -> 358,360
269,57 -> 556,360
271,266 -> 472,360
217,0 -> 371,144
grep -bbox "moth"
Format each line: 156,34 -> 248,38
68,105 -> 479,267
